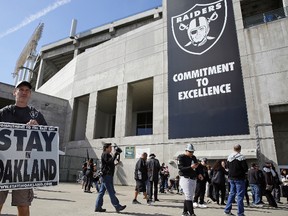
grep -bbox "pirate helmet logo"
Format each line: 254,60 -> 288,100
171,0 -> 227,55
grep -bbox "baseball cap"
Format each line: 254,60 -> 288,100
15,80 -> 32,89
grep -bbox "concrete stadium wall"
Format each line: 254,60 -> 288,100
35,1 -> 288,184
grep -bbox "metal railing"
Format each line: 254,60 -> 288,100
244,6 -> 288,28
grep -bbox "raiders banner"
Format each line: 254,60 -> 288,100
0,122 -> 59,190
167,0 -> 249,138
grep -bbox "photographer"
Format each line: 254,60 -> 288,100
95,143 -> 126,213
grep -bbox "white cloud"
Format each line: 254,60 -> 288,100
0,0 -> 72,39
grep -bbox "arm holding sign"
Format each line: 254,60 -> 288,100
0,81 -> 48,216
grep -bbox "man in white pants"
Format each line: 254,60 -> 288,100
177,144 -> 203,216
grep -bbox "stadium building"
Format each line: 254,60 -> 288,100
1,0 -> 288,184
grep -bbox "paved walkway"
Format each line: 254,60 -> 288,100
1,183 -> 288,216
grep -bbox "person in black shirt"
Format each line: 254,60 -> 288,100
84,158 -> 94,193
211,160 -> 228,205
248,163 -> 263,207
132,152 -> 150,204
95,143 -> 126,212
224,144 -> 248,216
178,143 -> 203,216
193,158 -> 210,208
147,153 -> 161,202
0,81 -> 47,216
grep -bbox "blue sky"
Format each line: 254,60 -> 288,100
0,0 -> 162,85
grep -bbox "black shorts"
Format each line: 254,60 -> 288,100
135,180 -> 146,193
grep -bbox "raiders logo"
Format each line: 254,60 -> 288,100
29,107 -> 39,119
171,0 -> 227,55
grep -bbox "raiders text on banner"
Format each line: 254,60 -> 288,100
167,0 -> 249,138
0,122 -> 59,190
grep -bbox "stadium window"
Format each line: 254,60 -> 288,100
136,112 -> 153,136
241,0 -> 284,28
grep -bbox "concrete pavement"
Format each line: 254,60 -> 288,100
1,183 -> 288,216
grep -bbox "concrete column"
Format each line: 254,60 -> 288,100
283,0 -> 288,17
36,59 -> 45,90
73,39 -> 80,58
152,75 -> 165,137
85,92 -> 98,139
114,84 -> 130,137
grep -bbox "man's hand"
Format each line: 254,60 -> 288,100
27,119 -> 39,125
191,162 -> 199,170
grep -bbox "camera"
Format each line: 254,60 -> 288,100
114,143 -> 122,154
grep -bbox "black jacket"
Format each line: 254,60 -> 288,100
248,168 -> 262,184
177,154 -> 199,179
147,157 -> 161,181
101,152 -> 118,176
227,152 -> 248,180
197,163 -> 210,183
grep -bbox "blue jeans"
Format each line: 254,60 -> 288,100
224,179 -> 245,216
250,184 -> 261,205
95,175 -> 121,210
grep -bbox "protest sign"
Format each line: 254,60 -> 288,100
0,122 -> 59,190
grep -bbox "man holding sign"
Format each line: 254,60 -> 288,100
0,80 -> 47,216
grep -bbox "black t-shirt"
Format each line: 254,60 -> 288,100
134,158 -> 148,181
0,105 -> 47,125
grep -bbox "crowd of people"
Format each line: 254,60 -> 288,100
81,158 -> 100,193
130,144 -> 288,216
78,143 -> 288,216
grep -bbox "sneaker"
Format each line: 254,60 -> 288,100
116,205 -> 126,212
147,201 -> 152,206
95,208 -> 106,212
193,202 -> 198,208
182,212 -> 188,216
198,204 -> 207,208
132,199 -> 141,204
154,198 -> 160,202
224,212 -> 235,216
252,203 -> 263,207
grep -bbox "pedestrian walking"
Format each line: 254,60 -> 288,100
95,143 -> 126,213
